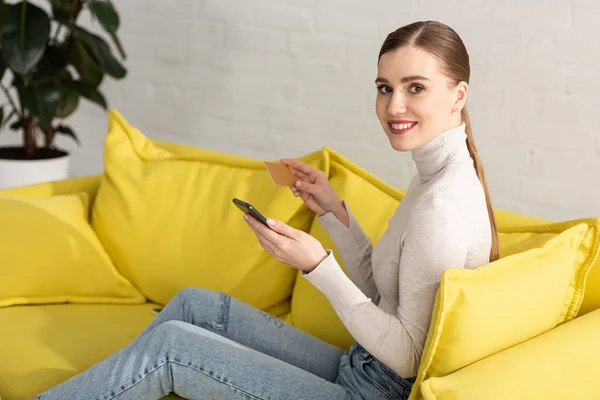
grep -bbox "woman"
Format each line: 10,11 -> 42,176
33,20 -> 498,400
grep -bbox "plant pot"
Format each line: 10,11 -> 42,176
0,147 -> 71,190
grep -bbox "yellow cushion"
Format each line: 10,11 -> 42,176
581,255 -> 600,315
91,109 -> 323,309
409,222 -> 598,400
0,174 -> 102,200
420,308 -> 600,400
494,207 -> 551,228
0,302 -> 290,400
495,210 -> 600,317
498,220 -> 600,317
287,147 -> 404,350
0,192 -> 145,307
0,303 -> 181,400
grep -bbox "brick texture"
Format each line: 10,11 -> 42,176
1,0 -> 599,221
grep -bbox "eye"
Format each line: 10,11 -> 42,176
377,85 -> 392,94
409,84 -> 425,94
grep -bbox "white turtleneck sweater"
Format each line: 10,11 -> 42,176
303,123 -> 492,378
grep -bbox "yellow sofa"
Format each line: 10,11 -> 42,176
1,110 -> 599,400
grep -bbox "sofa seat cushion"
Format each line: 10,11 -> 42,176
420,308 -> 600,400
0,303 -> 178,400
0,192 -> 145,308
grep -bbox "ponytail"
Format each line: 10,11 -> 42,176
462,108 -> 500,262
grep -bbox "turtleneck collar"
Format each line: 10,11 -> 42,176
411,123 -> 472,181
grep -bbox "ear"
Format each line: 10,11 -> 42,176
454,81 -> 469,111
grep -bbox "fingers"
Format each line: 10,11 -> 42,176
292,172 -> 317,189
280,158 -> 317,176
290,168 -> 310,181
300,191 -> 311,202
245,214 -> 279,246
266,218 -> 299,240
257,234 -> 278,258
290,185 -> 310,202
289,184 -> 308,198
290,184 -> 309,197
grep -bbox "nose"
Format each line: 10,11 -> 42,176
387,92 -> 407,115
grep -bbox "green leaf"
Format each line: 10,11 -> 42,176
88,34 -> 126,79
71,80 -> 107,109
58,21 -> 126,79
55,86 -> 79,118
49,0 -> 73,21
55,67 -> 74,84
0,2 -> 10,40
109,31 -> 126,60
9,119 -> 22,131
69,37 -> 104,86
105,0 -> 126,59
90,0 -> 119,34
54,123 -> 80,145
17,80 -> 61,126
0,2 -> 51,74
30,45 -> 68,81
0,56 -> 6,81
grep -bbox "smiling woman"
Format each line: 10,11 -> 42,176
30,20 -> 497,400
374,21 -> 499,261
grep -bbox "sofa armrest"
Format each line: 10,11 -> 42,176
0,174 -> 101,199
421,308 -> 600,400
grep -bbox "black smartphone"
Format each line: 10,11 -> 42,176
232,198 -> 269,227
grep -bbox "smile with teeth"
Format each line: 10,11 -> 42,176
389,121 -> 417,134
391,122 -> 415,130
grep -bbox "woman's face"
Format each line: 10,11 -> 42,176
375,45 -> 467,152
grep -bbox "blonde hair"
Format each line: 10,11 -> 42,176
379,21 -> 499,262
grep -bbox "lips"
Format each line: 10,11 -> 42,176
389,121 -> 417,135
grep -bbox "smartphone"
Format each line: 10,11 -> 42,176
232,198 -> 269,227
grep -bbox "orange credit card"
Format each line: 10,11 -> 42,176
264,161 -> 297,186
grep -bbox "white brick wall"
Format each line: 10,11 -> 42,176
1,0 -> 600,221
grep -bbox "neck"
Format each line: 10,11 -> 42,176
411,123 -> 472,181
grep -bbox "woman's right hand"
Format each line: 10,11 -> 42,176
280,158 -> 342,217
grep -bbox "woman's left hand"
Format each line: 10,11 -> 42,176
244,214 -> 328,273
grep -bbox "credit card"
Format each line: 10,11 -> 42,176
264,161 -> 297,186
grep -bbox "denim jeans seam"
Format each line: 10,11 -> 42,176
100,358 -> 265,400
359,361 -> 398,400
97,358 -> 169,400
219,291 -> 231,334
372,358 -> 414,390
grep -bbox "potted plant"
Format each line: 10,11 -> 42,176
0,0 -> 126,189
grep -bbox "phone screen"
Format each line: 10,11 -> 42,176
232,198 -> 269,226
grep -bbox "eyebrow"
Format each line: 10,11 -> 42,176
375,75 -> 430,84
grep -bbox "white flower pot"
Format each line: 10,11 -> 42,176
0,147 -> 71,190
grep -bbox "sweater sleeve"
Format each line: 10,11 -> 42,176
303,193 -> 469,378
315,200 -> 379,301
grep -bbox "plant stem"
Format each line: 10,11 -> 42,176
41,125 -> 55,148
23,117 -> 36,156
61,0 -> 84,52
68,0 -> 83,21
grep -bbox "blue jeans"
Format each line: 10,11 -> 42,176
36,287 -> 416,400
